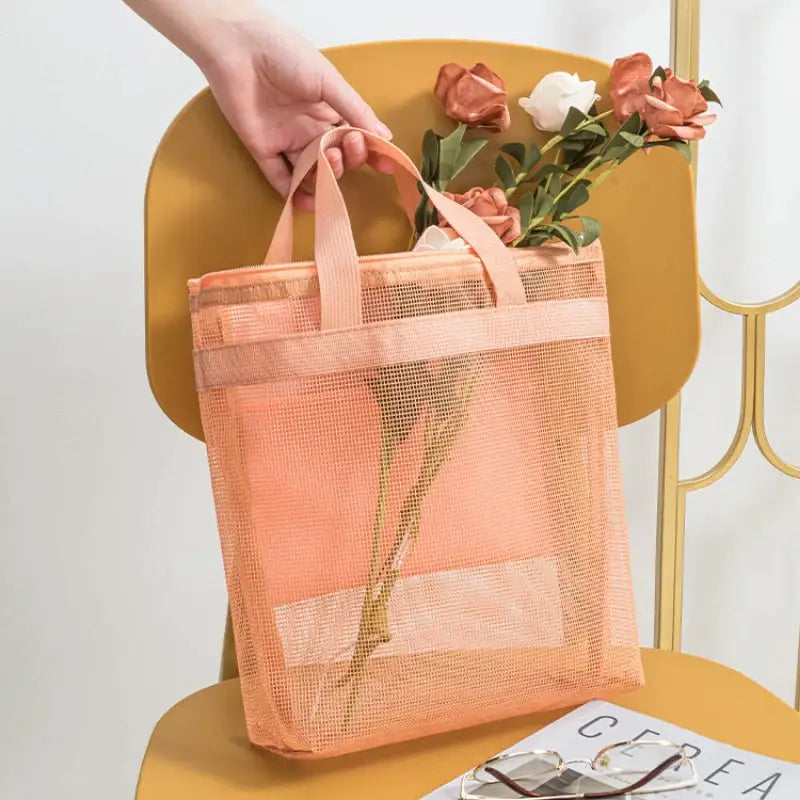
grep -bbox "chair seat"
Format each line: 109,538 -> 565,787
136,649 -> 800,799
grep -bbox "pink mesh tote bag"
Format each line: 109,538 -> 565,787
189,127 -> 643,758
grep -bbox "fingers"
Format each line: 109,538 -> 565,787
341,131 -> 368,171
320,66 -> 393,140
294,146 -> 343,192
368,153 -> 396,174
289,147 -> 346,211
293,190 -> 316,212
257,156 -> 293,199
282,130 -> 395,212
289,145 -> 393,210
324,132 -> 394,173
307,101 -> 342,127
325,146 -> 345,179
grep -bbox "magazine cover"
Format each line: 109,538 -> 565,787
424,700 -> 799,799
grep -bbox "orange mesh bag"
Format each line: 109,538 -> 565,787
189,128 -> 643,758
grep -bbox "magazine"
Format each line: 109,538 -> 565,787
422,700 -> 799,799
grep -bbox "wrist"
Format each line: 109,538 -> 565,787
177,1 -> 262,74
181,20 -> 238,76
125,0 -> 265,75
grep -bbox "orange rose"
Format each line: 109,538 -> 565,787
644,70 -> 716,140
609,52 -> 654,122
434,63 -> 511,132
442,187 -> 521,243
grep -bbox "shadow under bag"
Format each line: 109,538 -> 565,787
189,127 -> 643,758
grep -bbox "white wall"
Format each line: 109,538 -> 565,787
0,1 -> 796,798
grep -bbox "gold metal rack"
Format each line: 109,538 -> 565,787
657,0 -> 800,710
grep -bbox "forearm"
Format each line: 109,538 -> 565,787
121,0 -> 266,69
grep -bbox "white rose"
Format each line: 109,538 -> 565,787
412,226 -> 469,252
519,72 -> 599,132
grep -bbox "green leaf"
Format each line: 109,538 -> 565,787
601,112 -> 644,163
564,137 -> 606,169
548,223 -> 581,253
421,129 -> 440,183
650,66 -> 667,87
619,131 -> 645,147
422,129 -> 440,166
577,216 -> 601,247
451,138 -> 488,181
523,142 -> 542,170
495,156 -> 517,190
436,124 -> 467,187
560,138 -> 588,152
420,155 -> 431,184
553,179 -> 590,218
560,106 -> 589,136
600,144 -> 631,163
526,163 -> 569,183
564,129 -> 596,142
532,185 -> 554,219
414,194 -> 429,236
569,153 -> 602,170
620,111 -> 644,135
670,140 -> 692,161
567,126 -> 608,144
581,123 -> 609,137
518,192 -> 535,231
525,232 -> 551,247
645,138 -> 692,162
699,83 -> 722,106
546,172 -> 562,199
605,147 -> 626,160
500,142 -> 526,164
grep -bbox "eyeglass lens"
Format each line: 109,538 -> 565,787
471,743 -> 691,798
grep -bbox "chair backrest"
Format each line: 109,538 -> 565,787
145,39 -> 699,440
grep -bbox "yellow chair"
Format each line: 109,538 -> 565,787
138,40 -> 800,800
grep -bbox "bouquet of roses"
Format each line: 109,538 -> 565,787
338,52 -> 720,726
415,52 -> 720,251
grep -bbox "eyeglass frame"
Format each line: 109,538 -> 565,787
459,739 -> 700,799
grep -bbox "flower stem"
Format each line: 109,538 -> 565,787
337,428 -> 395,728
540,109 -> 614,156
505,109 -> 614,199
339,357 -> 481,729
590,163 -> 617,189
369,431 -> 395,580
550,155 -> 603,207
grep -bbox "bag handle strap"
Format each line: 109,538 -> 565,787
264,133 -> 420,266
265,127 -> 527,330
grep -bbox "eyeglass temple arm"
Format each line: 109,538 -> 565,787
584,752 -> 684,798
484,752 -> 684,800
483,766 -> 545,798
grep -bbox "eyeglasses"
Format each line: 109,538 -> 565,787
460,740 -> 699,799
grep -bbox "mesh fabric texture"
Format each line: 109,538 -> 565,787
190,241 -> 643,758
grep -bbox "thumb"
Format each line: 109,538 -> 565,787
320,66 -> 392,139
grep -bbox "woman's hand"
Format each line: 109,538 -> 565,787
124,0 -> 394,208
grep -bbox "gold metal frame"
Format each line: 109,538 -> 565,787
658,0 -> 800,710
